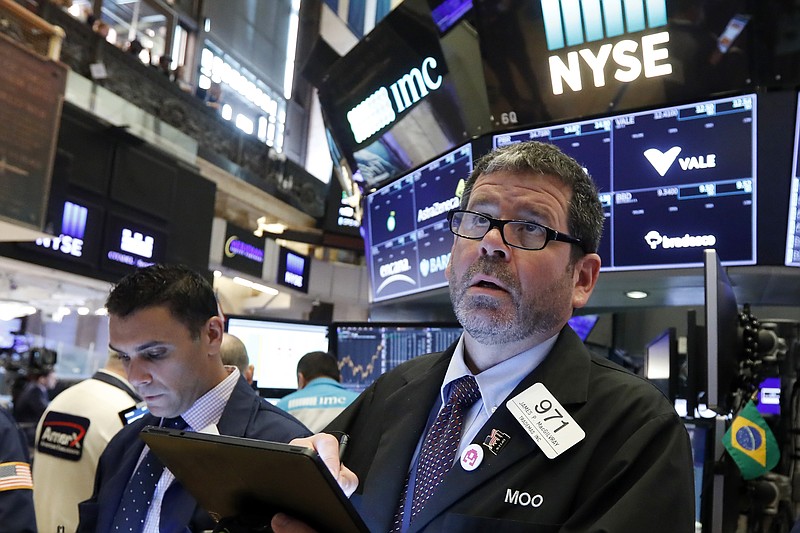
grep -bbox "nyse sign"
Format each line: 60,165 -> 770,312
542,0 -> 672,95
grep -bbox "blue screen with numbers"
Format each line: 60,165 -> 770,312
493,94 -> 757,271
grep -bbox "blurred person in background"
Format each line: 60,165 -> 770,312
13,364 -> 56,450
220,332 -> 254,386
275,351 -> 359,432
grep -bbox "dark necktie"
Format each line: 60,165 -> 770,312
110,416 -> 187,532
390,375 -> 481,531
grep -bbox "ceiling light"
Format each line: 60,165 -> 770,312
77,307 -> 90,316
232,276 -> 279,295
0,301 -> 36,321
94,308 -> 108,316
213,270 -> 222,278
625,290 -> 649,299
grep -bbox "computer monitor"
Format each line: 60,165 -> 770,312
703,248 -> 741,415
567,314 -> 599,342
331,322 -> 463,392
224,316 -> 330,399
644,327 -> 679,403
684,419 -> 715,532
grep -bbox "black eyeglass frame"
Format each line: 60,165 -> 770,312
447,209 -> 583,251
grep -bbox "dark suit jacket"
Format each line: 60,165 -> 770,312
13,382 -> 49,447
328,326 -> 695,533
77,376 -> 311,532
0,407 -> 36,532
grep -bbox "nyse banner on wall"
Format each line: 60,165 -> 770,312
472,0 -> 753,129
0,34 -> 67,230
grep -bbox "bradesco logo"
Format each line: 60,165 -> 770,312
644,230 -> 716,250
347,57 -> 443,144
643,146 -> 717,177
542,0 -> 671,95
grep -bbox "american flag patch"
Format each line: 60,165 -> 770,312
0,462 -> 33,491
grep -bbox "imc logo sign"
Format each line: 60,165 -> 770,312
541,0 -> 672,94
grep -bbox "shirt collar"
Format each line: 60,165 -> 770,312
442,333 -> 559,417
177,367 -> 240,431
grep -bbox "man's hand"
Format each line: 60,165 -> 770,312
271,512 -> 319,533
290,433 -> 359,496
270,434 -> 360,533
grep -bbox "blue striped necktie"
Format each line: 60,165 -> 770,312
110,416 -> 187,532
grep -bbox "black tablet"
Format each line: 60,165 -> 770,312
139,426 -> 369,533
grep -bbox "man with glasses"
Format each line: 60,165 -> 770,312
274,141 -> 694,532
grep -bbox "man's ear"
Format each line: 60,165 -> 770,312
297,372 -> 307,389
571,253 -> 601,310
206,316 -> 225,350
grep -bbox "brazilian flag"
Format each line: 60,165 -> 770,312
722,400 -> 780,480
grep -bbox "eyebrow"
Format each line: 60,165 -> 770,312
109,341 -> 167,356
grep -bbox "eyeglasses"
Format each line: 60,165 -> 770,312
447,209 -> 582,251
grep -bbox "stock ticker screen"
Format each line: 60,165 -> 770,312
333,323 -> 463,392
785,92 -> 800,267
495,93 -> 757,270
364,143 -> 472,302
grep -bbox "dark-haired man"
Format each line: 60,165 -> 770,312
275,141 -> 695,532
77,264 -> 310,532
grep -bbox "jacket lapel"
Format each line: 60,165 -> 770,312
215,377 -> 256,437
407,328 -> 592,533
97,414 -> 159,530
358,351 -> 452,532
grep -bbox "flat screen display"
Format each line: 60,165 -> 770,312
757,376 -> 781,416
684,421 -> 712,530
332,322 -> 463,392
224,316 -> 329,398
18,199 -> 103,268
494,93 -> 757,270
276,246 -> 310,294
364,143 -> 472,302
785,92 -> 800,266
567,314 -> 598,341
100,213 -> 167,275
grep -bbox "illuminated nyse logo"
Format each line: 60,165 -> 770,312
225,236 -> 264,263
644,230 -> 716,250
283,251 -> 306,289
541,0 -> 671,94
347,57 -> 443,144
644,146 -> 717,177
36,201 -> 87,258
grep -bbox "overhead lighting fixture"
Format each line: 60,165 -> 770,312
0,301 -> 36,321
255,216 -> 286,236
625,290 -> 649,299
94,308 -> 108,316
232,276 -> 279,296
77,307 -> 90,316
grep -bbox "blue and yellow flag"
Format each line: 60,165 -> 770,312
723,400 -> 780,480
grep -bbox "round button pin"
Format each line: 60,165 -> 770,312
460,443 -> 484,471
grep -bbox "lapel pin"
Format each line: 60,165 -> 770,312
460,443 -> 484,471
483,428 -> 511,455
